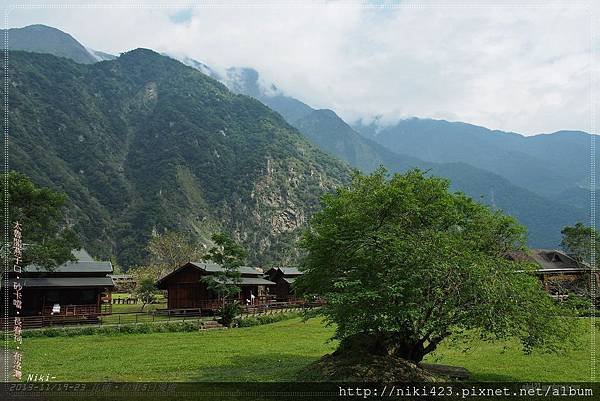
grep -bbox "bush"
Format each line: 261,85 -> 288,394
563,295 -> 595,317
235,311 -> 301,327
21,321 -> 201,338
218,301 -> 242,327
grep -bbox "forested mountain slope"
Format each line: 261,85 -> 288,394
5,50 -> 349,268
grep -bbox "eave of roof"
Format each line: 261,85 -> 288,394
213,277 -> 276,286
4,277 -> 115,288
197,262 -> 262,276
534,268 -> 591,274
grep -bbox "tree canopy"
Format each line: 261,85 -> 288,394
147,231 -> 204,270
1,171 -> 79,269
201,233 -> 248,326
134,276 -> 160,311
296,169 -> 578,362
201,233 -> 248,300
561,222 -> 598,265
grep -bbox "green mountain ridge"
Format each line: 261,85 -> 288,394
353,118 -> 595,199
221,68 -> 590,248
5,49 -> 349,268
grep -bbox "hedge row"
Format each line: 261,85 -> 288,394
21,321 -> 200,338
234,311 -> 303,327
21,312 -> 303,338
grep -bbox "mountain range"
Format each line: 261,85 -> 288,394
3,24 -> 595,266
216,66 -> 594,248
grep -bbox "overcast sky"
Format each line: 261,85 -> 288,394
6,0 -> 598,135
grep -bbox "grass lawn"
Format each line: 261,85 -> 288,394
13,318 -> 598,382
425,318 -> 598,381
17,318 -> 337,382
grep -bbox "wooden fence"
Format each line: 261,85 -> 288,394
0,299 -> 322,330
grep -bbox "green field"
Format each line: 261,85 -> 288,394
429,319 -> 598,381
14,318 -> 598,382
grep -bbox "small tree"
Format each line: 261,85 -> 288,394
0,171 -> 80,269
202,233 -> 247,326
296,169 -> 578,363
134,277 -> 160,311
561,222 -> 598,265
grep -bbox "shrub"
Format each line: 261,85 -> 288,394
20,311 -> 301,338
563,295 -> 595,317
235,311 -> 301,327
218,301 -> 242,327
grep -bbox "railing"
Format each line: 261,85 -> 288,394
176,296 -> 308,312
0,299 -> 323,330
41,304 -> 102,317
0,314 -> 101,329
101,303 -> 112,315
112,298 -> 138,304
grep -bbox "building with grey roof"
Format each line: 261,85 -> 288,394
264,267 -> 304,301
2,249 -> 114,318
506,248 -> 596,297
156,262 -> 276,310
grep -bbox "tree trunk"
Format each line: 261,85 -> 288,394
392,342 -> 427,362
336,331 -> 445,363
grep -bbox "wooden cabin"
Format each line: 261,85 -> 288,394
1,250 -> 114,318
506,249 -> 597,297
264,267 -> 303,301
156,262 -> 276,310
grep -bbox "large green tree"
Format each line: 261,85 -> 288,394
296,169 -> 577,362
1,171 -> 79,269
561,222 -> 598,265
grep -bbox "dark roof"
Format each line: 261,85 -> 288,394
279,267 -> 302,276
195,262 -> 262,276
21,248 -> 113,274
156,262 -> 264,287
265,267 -> 303,276
282,277 -> 297,284
213,277 -> 276,286
507,249 -> 591,273
23,261 -> 113,274
4,277 -> 114,288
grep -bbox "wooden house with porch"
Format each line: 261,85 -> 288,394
156,262 -> 276,311
506,248 -> 597,297
264,267 -> 303,301
1,250 -> 114,324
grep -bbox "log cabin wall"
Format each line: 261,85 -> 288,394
164,265 -> 214,309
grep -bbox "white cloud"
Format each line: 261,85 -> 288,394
6,0 -> 596,135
